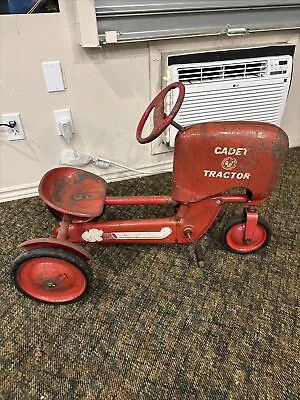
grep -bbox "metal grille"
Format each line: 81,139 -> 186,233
178,82 -> 286,125
178,61 -> 268,83
166,55 -> 292,146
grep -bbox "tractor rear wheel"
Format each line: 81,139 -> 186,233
12,247 -> 91,303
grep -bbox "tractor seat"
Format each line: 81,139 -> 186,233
38,167 -> 107,218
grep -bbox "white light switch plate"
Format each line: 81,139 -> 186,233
42,61 -> 65,92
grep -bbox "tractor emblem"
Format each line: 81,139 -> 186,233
221,157 -> 237,170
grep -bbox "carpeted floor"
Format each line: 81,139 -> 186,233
0,148 -> 299,400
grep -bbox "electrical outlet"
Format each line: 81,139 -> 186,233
1,113 -> 26,141
54,108 -> 73,138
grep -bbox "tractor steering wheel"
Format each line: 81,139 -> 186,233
136,82 -> 185,144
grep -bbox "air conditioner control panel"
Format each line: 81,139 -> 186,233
268,58 -> 290,76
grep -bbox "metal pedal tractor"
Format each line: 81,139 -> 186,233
12,82 -> 288,303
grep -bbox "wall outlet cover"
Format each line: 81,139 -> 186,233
1,113 -> 26,141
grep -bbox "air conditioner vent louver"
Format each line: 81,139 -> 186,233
167,54 -> 292,147
178,60 -> 268,84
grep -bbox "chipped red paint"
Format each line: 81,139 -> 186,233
43,118 -> 288,248
64,218 -> 178,244
136,82 -> 185,144
55,195 -> 247,245
17,238 -> 92,261
15,257 -> 87,303
18,82 -> 289,260
104,196 -> 175,206
172,121 -> 288,204
39,167 -> 107,218
244,209 -> 259,242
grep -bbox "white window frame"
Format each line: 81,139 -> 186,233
76,1 -> 300,47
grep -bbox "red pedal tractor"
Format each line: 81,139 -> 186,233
12,82 -> 288,303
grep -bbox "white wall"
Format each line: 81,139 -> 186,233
0,0 -> 299,202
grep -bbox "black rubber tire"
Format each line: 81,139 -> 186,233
221,214 -> 272,254
12,247 -> 92,304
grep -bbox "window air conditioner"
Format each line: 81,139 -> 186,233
166,55 -> 292,147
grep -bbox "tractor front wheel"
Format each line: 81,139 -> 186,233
12,247 -> 91,304
221,215 -> 271,254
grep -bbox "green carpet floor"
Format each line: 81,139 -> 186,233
0,148 -> 299,399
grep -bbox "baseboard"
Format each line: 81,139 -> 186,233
0,183 -> 39,203
0,161 -> 173,203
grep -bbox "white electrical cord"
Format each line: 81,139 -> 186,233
92,155 -> 158,175
60,149 -> 164,176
